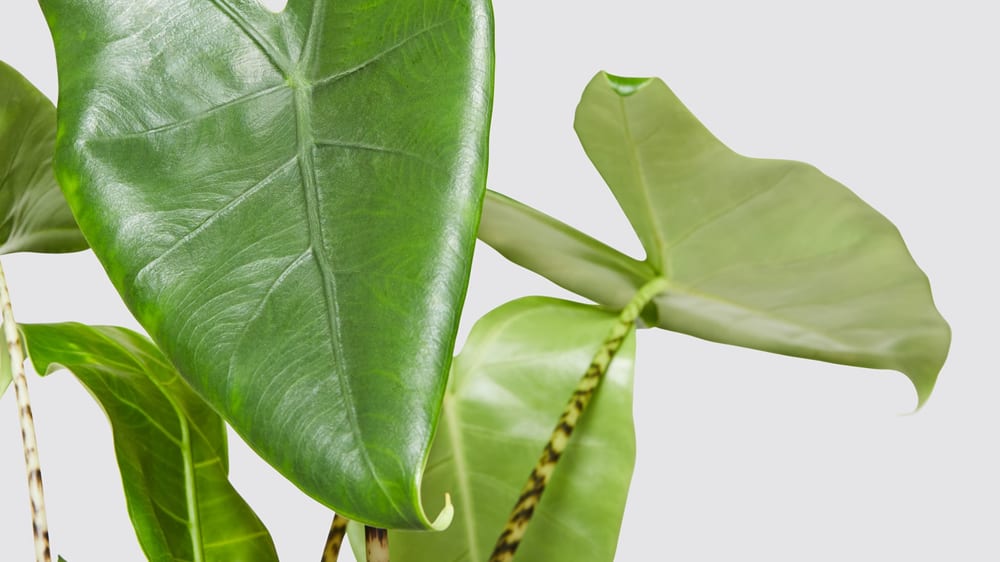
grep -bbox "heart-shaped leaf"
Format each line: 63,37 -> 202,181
350,297 -> 637,562
42,0 -> 493,527
480,72 -> 949,405
0,60 -> 86,255
22,322 -> 278,561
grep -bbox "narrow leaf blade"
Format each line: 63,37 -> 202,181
22,323 -> 278,562
42,0 -> 494,526
0,60 -> 86,254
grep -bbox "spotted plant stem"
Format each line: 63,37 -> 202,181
489,277 -> 669,562
0,260 -> 51,562
365,526 -> 389,562
320,513 -> 349,561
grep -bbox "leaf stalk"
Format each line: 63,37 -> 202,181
321,513 -> 349,561
365,526 -> 389,562
0,259 -> 51,562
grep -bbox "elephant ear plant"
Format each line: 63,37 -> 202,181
0,2 -> 950,562
42,0 -> 493,533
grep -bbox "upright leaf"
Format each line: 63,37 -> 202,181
22,322 -> 278,562
42,0 -> 494,526
350,297 -> 637,562
481,72 -> 949,404
0,60 -> 86,254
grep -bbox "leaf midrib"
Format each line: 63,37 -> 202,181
617,95 -> 668,275
292,80 -> 402,517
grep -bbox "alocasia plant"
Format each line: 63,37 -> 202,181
0,2 -> 952,562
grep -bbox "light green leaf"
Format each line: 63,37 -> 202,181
0,324 -> 10,398
0,60 -> 86,255
479,190 -> 657,323
22,322 -> 278,562
481,72 -> 949,404
42,0 -> 493,527
351,297 -> 636,562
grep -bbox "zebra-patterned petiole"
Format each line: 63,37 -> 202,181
489,277 -> 668,562
0,260 -> 51,562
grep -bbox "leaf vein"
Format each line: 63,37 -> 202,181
311,17 -> 458,89
134,156 -> 298,286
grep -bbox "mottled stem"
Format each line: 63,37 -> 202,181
489,277 -> 669,562
0,260 -> 51,562
320,513 -> 349,561
365,526 -> 389,562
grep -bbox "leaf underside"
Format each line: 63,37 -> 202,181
350,297 -> 637,562
22,322 -> 277,562
43,0 -> 494,527
480,72 -> 950,405
0,60 -> 86,255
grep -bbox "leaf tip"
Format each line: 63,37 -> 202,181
428,492 -> 455,531
601,72 -> 654,97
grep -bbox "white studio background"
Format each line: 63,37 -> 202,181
1,1 -> 997,560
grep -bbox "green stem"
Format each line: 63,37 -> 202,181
0,259 -> 51,562
488,277 -> 668,561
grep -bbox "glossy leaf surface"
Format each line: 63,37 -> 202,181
0,61 -> 86,254
351,297 -> 637,562
22,322 -> 277,562
43,0 -> 493,526
481,73 -> 949,404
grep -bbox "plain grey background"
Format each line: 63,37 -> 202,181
1,0 -> 997,560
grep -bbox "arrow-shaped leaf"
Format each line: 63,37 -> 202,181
0,60 -> 86,256
350,297 -> 637,562
22,322 -> 278,562
42,0 -> 493,527
480,72 -> 949,405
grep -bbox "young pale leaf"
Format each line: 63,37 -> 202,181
22,322 -> 278,562
42,0 -> 493,527
482,72 -> 950,405
350,297 -> 636,562
0,61 -> 87,255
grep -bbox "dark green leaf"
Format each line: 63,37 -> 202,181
42,0 -> 493,527
350,297 -> 636,561
0,60 -> 86,254
481,72 -> 949,404
22,322 -> 278,562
